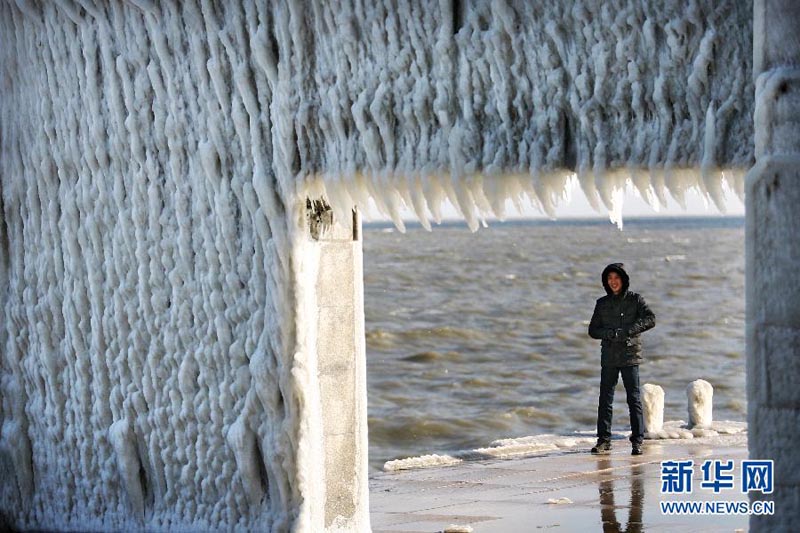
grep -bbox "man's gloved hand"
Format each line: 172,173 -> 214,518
608,328 -> 627,342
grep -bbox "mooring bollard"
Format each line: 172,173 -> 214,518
642,383 -> 665,436
687,379 -> 713,429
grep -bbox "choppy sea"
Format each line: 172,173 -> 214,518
363,217 -> 745,470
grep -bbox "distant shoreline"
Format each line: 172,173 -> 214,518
363,215 -> 745,231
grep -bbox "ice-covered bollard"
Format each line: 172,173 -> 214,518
642,383 -> 665,435
687,379 -> 713,429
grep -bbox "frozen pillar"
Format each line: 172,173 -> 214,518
307,201 -> 370,531
641,384 -> 665,436
686,379 -> 713,429
748,1 -> 800,529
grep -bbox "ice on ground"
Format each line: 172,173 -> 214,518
385,421 -> 747,471
382,433 -> 599,472
443,524 -> 474,533
645,420 -> 745,440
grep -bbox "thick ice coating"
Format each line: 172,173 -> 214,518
642,383 -> 665,435
0,0 -> 752,531
687,379 -> 715,429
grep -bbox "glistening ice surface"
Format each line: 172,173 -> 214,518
364,218 -> 745,470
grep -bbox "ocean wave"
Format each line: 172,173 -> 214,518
365,329 -> 399,348
563,367 -> 597,378
503,406 -> 562,423
370,417 -> 489,444
460,377 -> 493,388
368,325 -> 489,345
401,350 -> 462,363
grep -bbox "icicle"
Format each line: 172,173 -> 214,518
725,169 -> 746,203
484,174 -> 508,220
630,168 -> 661,213
608,184 -> 625,230
532,171 -> 557,218
421,172 -> 446,224
576,165 -> 603,213
409,176 -> 433,231
701,103 -> 728,212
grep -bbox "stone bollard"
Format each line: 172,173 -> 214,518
687,379 -> 713,429
642,383 -> 665,435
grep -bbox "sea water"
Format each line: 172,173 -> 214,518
364,217 -> 745,470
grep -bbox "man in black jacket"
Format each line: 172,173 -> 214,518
588,263 -> 656,455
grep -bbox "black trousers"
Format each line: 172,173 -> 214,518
597,364 -> 644,444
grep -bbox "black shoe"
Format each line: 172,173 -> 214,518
591,440 -> 612,454
631,443 -> 643,455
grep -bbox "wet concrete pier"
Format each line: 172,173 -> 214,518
371,435 -> 749,532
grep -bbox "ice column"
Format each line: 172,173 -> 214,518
686,379 -> 713,429
642,383 -> 665,436
748,1 -> 800,529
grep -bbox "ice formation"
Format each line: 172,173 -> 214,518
443,524 -> 474,533
383,422 -> 748,471
383,433 -> 599,471
0,0 -> 752,531
641,383 -> 665,435
687,379 -> 714,429
299,1 -> 754,230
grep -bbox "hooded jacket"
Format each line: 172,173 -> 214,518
588,263 -> 656,367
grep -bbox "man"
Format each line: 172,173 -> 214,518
588,263 -> 656,455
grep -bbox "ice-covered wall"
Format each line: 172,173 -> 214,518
0,1 -> 302,530
0,0 -> 753,531
748,1 -> 800,530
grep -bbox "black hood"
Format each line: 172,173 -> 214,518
601,263 -> 630,295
